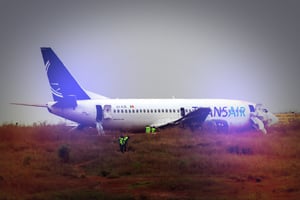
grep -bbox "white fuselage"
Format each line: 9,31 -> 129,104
47,98 -> 256,132
16,47 -> 277,134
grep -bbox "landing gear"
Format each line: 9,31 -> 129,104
251,116 -> 267,134
96,121 -> 105,136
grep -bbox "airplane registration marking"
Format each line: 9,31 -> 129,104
116,105 -> 128,109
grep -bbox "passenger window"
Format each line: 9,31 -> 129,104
121,110 -> 123,113
129,110 -> 131,113
154,109 -> 157,113
125,110 -> 127,113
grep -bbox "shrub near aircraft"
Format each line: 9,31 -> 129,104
12,48 -> 278,134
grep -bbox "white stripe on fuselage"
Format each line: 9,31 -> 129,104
48,99 -> 255,131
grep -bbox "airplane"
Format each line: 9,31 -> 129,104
12,47 -> 279,135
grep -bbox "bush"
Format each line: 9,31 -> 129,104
58,145 -> 70,163
23,156 -> 32,166
227,145 -> 253,155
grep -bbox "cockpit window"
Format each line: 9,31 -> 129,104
263,108 -> 268,113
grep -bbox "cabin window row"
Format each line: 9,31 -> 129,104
113,108 -> 192,114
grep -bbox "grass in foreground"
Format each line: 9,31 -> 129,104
0,123 -> 300,199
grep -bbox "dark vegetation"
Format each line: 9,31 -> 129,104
0,122 -> 300,200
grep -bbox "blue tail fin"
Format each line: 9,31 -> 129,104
41,47 -> 90,101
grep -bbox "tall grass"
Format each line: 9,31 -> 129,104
0,122 -> 300,199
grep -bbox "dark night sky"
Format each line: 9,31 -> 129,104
1,0 -> 299,124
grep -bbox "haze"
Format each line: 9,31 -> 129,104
0,0 -> 299,125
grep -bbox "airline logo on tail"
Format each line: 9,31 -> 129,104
50,82 -> 63,99
45,60 -> 63,98
45,60 -> 50,71
41,48 -> 91,101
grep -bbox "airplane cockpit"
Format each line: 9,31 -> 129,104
250,104 -> 278,134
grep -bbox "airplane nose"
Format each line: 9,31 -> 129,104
268,112 -> 279,126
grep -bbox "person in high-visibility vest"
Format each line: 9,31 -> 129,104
118,135 -> 125,153
145,126 -> 151,134
151,127 -> 156,134
123,136 -> 129,152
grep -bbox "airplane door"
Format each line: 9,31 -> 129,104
103,105 -> 112,119
96,105 -> 103,122
95,105 -> 105,135
180,107 -> 185,117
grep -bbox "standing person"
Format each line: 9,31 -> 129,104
123,136 -> 130,152
118,135 -> 125,153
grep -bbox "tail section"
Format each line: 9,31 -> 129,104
40,48 -> 90,101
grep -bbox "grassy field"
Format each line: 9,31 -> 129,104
0,123 -> 300,200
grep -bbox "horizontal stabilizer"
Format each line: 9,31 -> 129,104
11,103 -> 47,108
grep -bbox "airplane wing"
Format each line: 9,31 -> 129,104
11,103 -> 47,108
154,107 -> 211,130
150,118 -> 177,128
